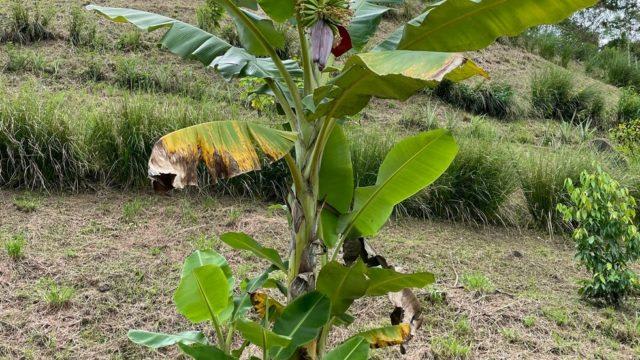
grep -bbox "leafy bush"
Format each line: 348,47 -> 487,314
433,80 -> 517,119
0,0 -> 55,44
530,67 -> 605,125
617,88 -> 640,123
610,119 -> 640,158
196,0 -> 225,33
557,167 -> 640,305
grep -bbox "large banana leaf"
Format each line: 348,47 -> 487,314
319,124 -> 354,214
375,0 -> 598,52
324,336 -> 370,360
87,6 -> 298,80
235,318 -> 291,349
316,260 -> 369,315
339,129 -> 457,237
174,265 -> 230,323
348,0 -> 397,50
224,3 -> 285,55
258,0 -> 295,22
181,250 -> 234,287
127,330 -> 206,349
308,51 -> 487,120
270,291 -> 331,360
148,121 -> 296,190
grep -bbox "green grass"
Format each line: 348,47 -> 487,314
431,335 -> 471,359
543,307 -> 570,326
432,80 -> 518,120
13,194 -> 39,212
39,278 -> 75,308
461,272 -> 494,293
618,88 -> 640,123
5,233 -> 26,260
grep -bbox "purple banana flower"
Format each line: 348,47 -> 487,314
310,20 -> 334,70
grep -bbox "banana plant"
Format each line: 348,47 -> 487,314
88,0 -> 596,358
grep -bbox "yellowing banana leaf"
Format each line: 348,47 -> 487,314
148,121 -> 296,190
250,292 -> 285,319
308,51 -> 487,120
375,0 -> 598,52
353,324 -> 411,349
339,129 -> 457,237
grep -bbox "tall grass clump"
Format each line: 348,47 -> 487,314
433,80 -> 517,120
196,0 -> 225,33
0,86 -> 89,189
531,67 -> 605,125
403,138 -> 519,224
3,45 -> 59,75
617,88 -> 640,123
69,6 -> 101,48
518,147 -> 600,231
605,51 -> 640,89
0,0 -> 55,44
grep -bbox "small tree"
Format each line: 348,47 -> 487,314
558,167 -> 640,305
89,0 -> 596,358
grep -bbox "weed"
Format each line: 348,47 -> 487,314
4,45 -> 59,75
461,273 -> 494,293
425,285 -> 446,304
196,0 -> 225,33
69,6 -> 99,47
187,233 -> 220,251
39,278 -> 75,308
13,195 -> 39,212
433,80 -> 517,120
453,317 -> 473,338
5,233 -> 26,260
122,198 -> 144,223
523,315 -> 536,328
543,307 -> 569,326
82,58 -> 107,82
398,104 -> 439,131
431,335 -> 471,359
617,88 -> 640,123
500,328 -> 521,343
1,0 -> 55,44
116,30 -> 145,51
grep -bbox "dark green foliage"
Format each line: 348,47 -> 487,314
617,88 -> 640,122
558,167 -> 640,305
610,118 -> 640,158
433,81 -> 517,120
531,68 -> 605,125
606,53 -> 640,89
0,0 -> 55,44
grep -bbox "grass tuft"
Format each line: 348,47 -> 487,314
5,233 -> 26,260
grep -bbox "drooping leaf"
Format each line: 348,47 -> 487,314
178,343 -> 236,360
375,0 -> 598,52
324,336 -> 370,360
220,232 -> 287,270
181,250 -> 234,287
348,0 -> 392,50
319,124 -> 354,214
339,129 -> 457,237
148,121 -> 296,190
308,51 -> 487,120
270,291 -> 331,360
316,260 -> 368,315
86,6 -> 295,81
258,0 -> 295,22
354,324 -> 411,349
174,265 -> 230,323
127,330 -> 206,349
235,318 -> 292,349
250,291 -> 285,320
366,267 -> 434,296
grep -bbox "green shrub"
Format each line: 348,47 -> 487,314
196,0 -> 225,33
557,167 -> 640,305
610,119 -> 640,158
0,0 -> 55,44
403,137 -> 518,224
433,80 -> 517,119
606,54 -> 640,89
617,88 -> 640,123
530,67 -> 605,125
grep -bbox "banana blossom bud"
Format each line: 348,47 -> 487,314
310,20 -> 334,70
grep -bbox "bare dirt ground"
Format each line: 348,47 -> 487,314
2,189 -> 640,359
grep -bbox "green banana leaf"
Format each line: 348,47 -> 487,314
127,330 -> 206,349
319,124 -> 354,214
339,129 -> 457,237
258,0 -> 295,22
348,0 -> 393,50
220,232 -> 287,270
324,336 -> 370,360
308,50 -> 487,120
317,260 -> 369,315
181,250 -> 234,287
235,318 -> 292,349
270,291 -> 331,360
375,0 -> 598,52
366,267 -> 434,296
174,265 -> 230,323
148,121 -> 297,190
178,343 -> 236,360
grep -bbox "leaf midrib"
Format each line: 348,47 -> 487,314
273,296 -> 325,358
